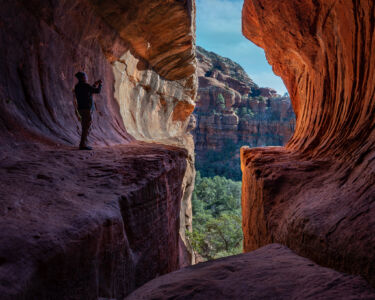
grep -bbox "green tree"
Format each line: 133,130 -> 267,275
239,107 -> 247,116
246,108 -> 255,118
256,96 -> 267,103
189,172 -> 243,261
216,94 -> 225,105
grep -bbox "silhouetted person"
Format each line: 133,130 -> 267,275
74,72 -> 102,150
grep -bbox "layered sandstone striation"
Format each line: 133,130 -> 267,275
0,142 -> 187,299
194,46 -> 295,179
0,0 -> 196,298
91,1 -> 197,257
0,0 -> 196,148
241,0 -> 375,286
127,244 -> 375,299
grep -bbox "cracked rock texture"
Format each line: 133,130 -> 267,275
127,244 -> 375,300
0,0 -> 196,298
242,0 -> 375,286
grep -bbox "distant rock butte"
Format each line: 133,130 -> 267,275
193,46 -> 295,179
242,0 -> 375,287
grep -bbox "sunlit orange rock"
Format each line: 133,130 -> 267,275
241,0 -> 375,286
89,0 -> 196,81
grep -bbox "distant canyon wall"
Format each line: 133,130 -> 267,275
193,46 -> 295,180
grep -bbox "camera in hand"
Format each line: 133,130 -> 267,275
95,80 -> 103,85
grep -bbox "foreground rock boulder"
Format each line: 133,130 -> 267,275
242,0 -> 375,286
127,244 -> 375,300
0,143 -> 188,299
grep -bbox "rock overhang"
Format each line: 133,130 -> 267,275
241,0 -> 375,286
242,0 -> 375,157
89,0 -> 196,81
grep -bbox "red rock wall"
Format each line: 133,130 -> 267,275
0,0 -> 196,298
241,0 -> 375,285
0,0 -> 196,148
0,0 -> 131,147
89,0 -> 196,81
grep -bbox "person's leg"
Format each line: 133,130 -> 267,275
79,109 -> 92,148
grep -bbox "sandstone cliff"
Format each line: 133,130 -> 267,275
194,46 -> 295,179
241,0 -> 375,286
3,0 -> 375,298
0,0 -> 196,298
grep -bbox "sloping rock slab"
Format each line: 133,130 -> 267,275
126,244 -> 375,300
0,142 -> 187,299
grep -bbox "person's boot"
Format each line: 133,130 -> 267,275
79,145 -> 93,150
79,109 -> 93,151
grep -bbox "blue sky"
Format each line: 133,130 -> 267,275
196,0 -> 287,95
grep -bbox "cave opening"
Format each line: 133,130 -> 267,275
188,0 -> 296,262
2,0 -> 374,298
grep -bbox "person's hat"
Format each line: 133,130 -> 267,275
75,71 -> 86,80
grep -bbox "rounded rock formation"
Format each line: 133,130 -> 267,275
241,0 -> 375,286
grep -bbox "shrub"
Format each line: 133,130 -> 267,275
216,93 -> 225,105
240,107 -> 247,116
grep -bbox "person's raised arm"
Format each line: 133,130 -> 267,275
91,80 -> 102,94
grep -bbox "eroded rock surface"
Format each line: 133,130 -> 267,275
0,0 -> 197,298
241,0 -> 375,285
0,142 -> 187,299
89,0 -> 196,81
126,244 -> 375,300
